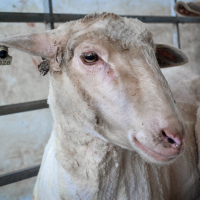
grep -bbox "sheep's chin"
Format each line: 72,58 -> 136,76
133,137 -> 178,165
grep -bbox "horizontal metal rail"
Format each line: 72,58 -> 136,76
0,99 -> 48,116
0,12 -> 200,23
0,165 -> 40,187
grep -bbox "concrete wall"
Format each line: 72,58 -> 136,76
0,0 -> 199,199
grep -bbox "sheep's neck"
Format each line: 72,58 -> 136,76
53,120 -> 127,196
52,122 -> 156,199
54,119 -> 123,172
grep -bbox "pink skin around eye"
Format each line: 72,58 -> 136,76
103,62 -> 116,80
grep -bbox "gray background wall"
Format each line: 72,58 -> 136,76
0,0 -> 199,199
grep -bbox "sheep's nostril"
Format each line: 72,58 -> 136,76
162,130 -> 176,145
161,129 -> 185,150
167,137 -> 175,144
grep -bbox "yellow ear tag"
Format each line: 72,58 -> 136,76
0,46 -> 12,65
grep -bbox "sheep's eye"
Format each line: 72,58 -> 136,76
81,52 -> 99,64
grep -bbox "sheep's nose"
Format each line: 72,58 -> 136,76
161,129 -> 184,149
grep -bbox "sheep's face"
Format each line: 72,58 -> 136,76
0,13 -> 188,165
65,37 -> 184,165
62,16 -> 187,165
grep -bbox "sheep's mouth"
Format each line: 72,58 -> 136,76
133,137 -> 176,162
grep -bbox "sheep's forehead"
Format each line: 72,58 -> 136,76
58,14 -> 154,49
83,16 -> 153,47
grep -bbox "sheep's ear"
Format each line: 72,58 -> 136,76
155,44 -> 189,68
0,30 -> 62,73
174,1 -> 200,16
0,31 -> 58,58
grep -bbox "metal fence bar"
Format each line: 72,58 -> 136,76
0,100 -> 48,116
171,0 -> 181,49
0,165 -> 40,187
43,0 -> 54,30
0,13 -> 200,23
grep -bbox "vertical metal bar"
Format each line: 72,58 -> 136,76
170,0 -> 180,48
43,0 -> 54,30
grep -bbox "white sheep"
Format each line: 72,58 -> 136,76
0,13 -> 200,200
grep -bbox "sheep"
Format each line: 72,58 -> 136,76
174,1 -> 200,16
0,13 -> 200,200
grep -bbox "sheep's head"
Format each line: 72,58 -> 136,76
0,13 -> 188,165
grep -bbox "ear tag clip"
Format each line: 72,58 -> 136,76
0,46 -> 12,65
